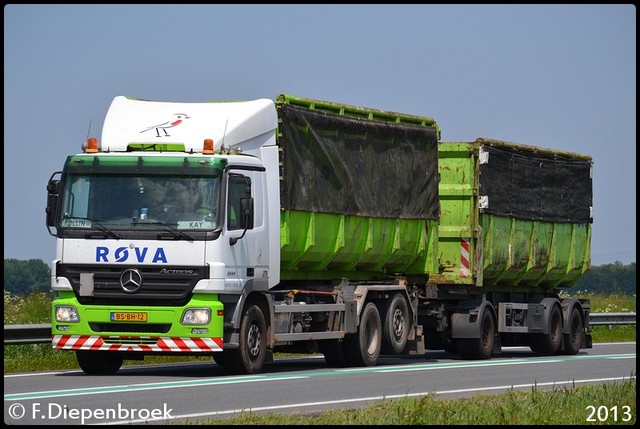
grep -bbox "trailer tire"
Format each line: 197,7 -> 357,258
382,293 -> 410,354
76,350 -> 122,375
530,304 -> 563,355
219,303 -> 267,374
457,307 -> 495,360
562,306 -> 584,355
345,302 -> 382,367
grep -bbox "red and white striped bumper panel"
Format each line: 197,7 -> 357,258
52,335 -> 223,352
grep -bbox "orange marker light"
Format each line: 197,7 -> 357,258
86,138 -> 99,153
203,138 -> 214,154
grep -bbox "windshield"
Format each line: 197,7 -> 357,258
59,173 -> 221,230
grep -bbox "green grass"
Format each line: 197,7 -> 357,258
3,290 -> 53,324
565,290 -> 636,344
572,290 -> 636,313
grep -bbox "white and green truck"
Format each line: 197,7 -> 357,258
46,94 -> 593,375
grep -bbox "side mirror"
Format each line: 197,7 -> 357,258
45,172 -> 62,235
230,196 -> 254,246
239,196 -> 254,230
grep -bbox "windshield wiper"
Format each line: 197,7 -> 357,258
134,220 -> 195,241
65,217 -> 122,239
95,222 -> 122,239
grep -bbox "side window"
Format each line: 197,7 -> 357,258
227,174 -> 248,230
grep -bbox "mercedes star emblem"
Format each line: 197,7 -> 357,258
120,269 -> 143,293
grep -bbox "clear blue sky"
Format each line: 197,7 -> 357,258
4,4 -> 636,266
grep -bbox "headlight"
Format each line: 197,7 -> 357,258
55,305 -> 79,322
181,308 -> 211,325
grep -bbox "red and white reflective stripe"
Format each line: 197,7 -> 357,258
52,335 -> 223,352
460,237 -> 470,278
157,337 -> 223,352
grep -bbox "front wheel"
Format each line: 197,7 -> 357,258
217,303 -> 267,374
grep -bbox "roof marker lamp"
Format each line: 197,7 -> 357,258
84,137 -> 99,153
203,139 -> 214,154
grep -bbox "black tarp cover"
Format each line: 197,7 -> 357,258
478,141 -> 593,223
277,104 -> 439,220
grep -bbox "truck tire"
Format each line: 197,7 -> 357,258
320,339 -> 349,367
345,302 -> 382,367
219,303 -> 267,374
530,304 -> 563,355
382,293 -> 410,354
457,307 -> 495,360
562,306 -> 584,355
76,350 -> 123,375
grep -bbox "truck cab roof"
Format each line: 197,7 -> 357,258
100,96 -> 277,154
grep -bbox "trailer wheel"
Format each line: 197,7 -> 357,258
219,303 -> 267,374
345,302 -> 382,367
562,306 -> 584,355
530,304 -> 563,355
76,350 -> 123,375
382,293 -> 410,354
457,307 -> 495,360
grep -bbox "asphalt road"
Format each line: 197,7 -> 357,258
3,342 -> 636,425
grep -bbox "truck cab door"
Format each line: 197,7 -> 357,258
222,171 -> 266,292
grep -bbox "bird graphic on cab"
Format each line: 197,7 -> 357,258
140,113 -> 190,137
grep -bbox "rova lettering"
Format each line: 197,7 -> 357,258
96,246 -> 168,263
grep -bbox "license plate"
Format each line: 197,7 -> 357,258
110,312 -> 148,322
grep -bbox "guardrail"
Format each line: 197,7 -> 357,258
588,312 -> 637,326
3,313 -> 636,345
4,323 -> 51,345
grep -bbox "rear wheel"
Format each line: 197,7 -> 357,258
382,293 -> 410,354
457,307 -> 495,360
345,302 -> 382,367
530,304 -> 563,355
562,306 -> 584,355
76,350 -> 123,375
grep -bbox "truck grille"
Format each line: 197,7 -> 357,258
57,264 -> 209,306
